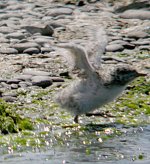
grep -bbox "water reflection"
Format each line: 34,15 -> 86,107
0,125 -> 149,164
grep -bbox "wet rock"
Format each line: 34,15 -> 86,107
23,69 -> 51,76
31,76 -> 53,88
0,47 -> 18,54
12,42 -> 41,53
120,10 -> 150,20
23,47 -> 40,55
46,7 -> 73,17
106,44 -> 124,52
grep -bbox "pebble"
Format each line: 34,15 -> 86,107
22,69 -> 51,76
106,44 -> 124,52
0,47 -> 18,54
125,31 -> 149,39
12,42 -> 41,53
23,47 -> 40,55
31,76 -> 53,88
46,7 -> 73,17
120,9 -> 150,20
23,24 -> 54,36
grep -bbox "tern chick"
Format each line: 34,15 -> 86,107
56,43 -> 146,123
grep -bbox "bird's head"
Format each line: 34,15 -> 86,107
111,65 -> 146,85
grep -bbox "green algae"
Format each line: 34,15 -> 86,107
0,99 -> 33,134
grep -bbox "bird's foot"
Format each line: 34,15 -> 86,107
74,115 -> 79,123
86,111 -> 115,118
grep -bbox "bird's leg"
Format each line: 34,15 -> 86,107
86,111 -> 115,118
74,115 -> 79,123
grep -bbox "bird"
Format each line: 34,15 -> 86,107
55,43 -> 146,123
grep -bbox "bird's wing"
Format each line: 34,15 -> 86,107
86,27 -> 108,70
56,43 -> 96,78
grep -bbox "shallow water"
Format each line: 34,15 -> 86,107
0,125 -> 149,164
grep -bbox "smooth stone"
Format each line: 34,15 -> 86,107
125,31 -> 149,39
0,37 -> 9,43
6,32 -> 25,40
12,42 -> 41,53
41,47 -> 55,53
31,76 -> 53,88
23,24 -> 54,36
23,69 -> 51,76
11,84 -> 19,89
0,47 -> 18,54
120,10 -> 150,20
138,45 -> 150,51
23,47 -> 40,55
106,44 -> 124,52
0,79 -> 7,83
7,79 -> 21,84
131,40 -> 150,46
51,77 -> 64,82
16,74 -> 33,81
46,8 -> 73,17
2,96 -> 17,102
19,81 -> 32,88
2,92 -> 18,97
0,26 -> 14,34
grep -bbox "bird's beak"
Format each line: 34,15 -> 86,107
137,72 -> 147,77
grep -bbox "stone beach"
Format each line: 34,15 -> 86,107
0,0 -> 150,163
0,0 -> 149,101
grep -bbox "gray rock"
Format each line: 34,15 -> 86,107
138,45 -> 150,51
12,42 -> 41,53
19,81 -> 32,88
23,24 -> 54,36
16,74 -> 33,81
0,47 -> 18,54
51,77 -> 64,82
11,84 -> 19,89
108,40 -> 135,49
131,40 -> 150,46
23,69 -> 51,76
2,96 -> 17,102
106,44 -> 124,52
125,31 -> 149,39
120,10 -> 150,20
41,47 -> 55,53
23,47 -> 40,55
0,37 -> 9,43
31,76 -> 53,88
46,8 -> 73,17
6,32 -> 25,40
0,26 -> 14,34
7,79 -> 21,84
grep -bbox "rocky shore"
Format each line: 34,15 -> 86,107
0,0 -> 150,162
0,0 -> 149,102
